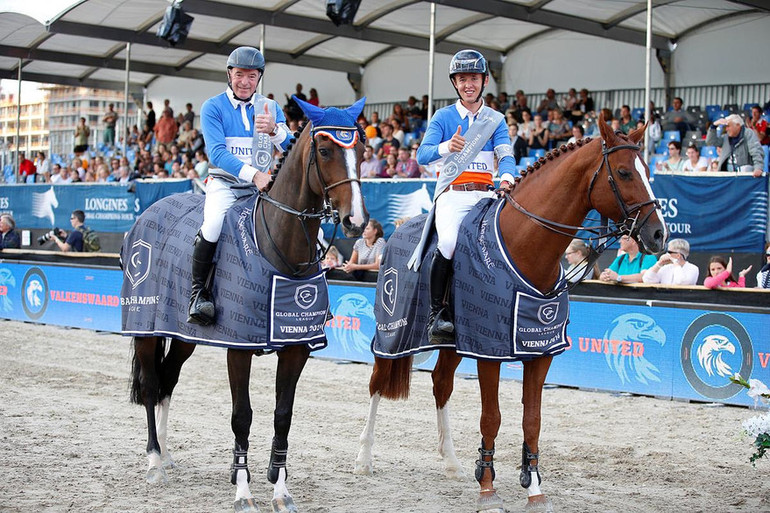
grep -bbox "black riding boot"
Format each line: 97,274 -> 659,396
427,249 -> 454,343
187,233 -> 218,326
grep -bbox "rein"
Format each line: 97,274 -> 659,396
257,125 -> 361,277
503,138 -> 659,296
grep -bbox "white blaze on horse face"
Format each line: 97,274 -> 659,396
634,156 -> 667,236
345,147 -> 366,226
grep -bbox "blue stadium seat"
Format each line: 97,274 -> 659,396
764,145 -> 769,173
519,157 -> 536,167
655,143 -> 669,156
663,131 -> 680,142
700,146 -> 718,158
631,107 -> 645,120
649,154 -> 667,169
743,103 -> 759,112
528,149 -> 545,158
515,165 -> 528,176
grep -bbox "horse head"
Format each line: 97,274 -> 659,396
595,112 -> 667,254
293,96 -> 369,238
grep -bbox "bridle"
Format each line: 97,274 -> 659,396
503,137 -> 660,294
256,124 -> 363,276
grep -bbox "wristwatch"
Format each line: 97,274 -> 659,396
269,125 -> 279,137
616,275 -> 622,283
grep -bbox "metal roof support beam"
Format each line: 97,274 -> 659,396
45,20 -> 362,74
428,0 -> 671,50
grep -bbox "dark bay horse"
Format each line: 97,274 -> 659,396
125,99 -> 368,512
355,116 -> 667,512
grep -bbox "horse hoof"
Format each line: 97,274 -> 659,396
524,495 -> 554,513
162,454 -> 176,469
353,461 -> 373,476
271,496 -> 298,513
476,491 -> 504,513
234,497 -> 261,512
444,466 -> 466,481
146,466 -> 168,485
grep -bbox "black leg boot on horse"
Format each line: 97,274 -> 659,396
188,232 -> 218,325
427,249 -> 455,343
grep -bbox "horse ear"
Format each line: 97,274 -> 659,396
345,97 -> 366,121
628,120 -> 647,144
293,95 -> 325,126
598,111 -> 618,146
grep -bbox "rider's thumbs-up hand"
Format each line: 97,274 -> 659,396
255,101 -> 276,135
449,125 -> 465,153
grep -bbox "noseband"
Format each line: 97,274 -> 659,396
257,125 -> 361,276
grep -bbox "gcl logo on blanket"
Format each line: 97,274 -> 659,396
537,302 -> 559,324
294,284 -> 318,310
381,267 -> 398,316
126,240 -> 152,289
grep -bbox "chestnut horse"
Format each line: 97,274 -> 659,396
126,100 -> 368,512
355,117 -> 667,511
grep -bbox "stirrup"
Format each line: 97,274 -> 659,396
427,307 -> 454,344
188,290 -> 216,325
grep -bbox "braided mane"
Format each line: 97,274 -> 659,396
512,137 -> 593,190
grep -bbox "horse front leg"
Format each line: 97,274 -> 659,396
432,348 -> 464,479
521,356 -> 554,512
227,348 -> 259,513
475,360 -> 504,513
268,344 -> 310,513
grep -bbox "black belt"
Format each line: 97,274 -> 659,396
447,182 -> 493,192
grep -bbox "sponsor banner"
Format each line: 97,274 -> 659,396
319,176 -> 769,253
0,180 -> 193,233
0,262 -> 122,331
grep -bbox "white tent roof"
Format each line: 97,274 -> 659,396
0,0 -> 766,92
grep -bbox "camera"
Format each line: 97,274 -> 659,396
37,228 -> 61,245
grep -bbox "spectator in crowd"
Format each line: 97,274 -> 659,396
53,210 -> 88,252
704,255 -> 751,289
74,117 -> 90,155
562,88 -> 578,115
342,219 -> 386,279
0,213 -> 21,249
528,114 -> 549,152
139,122 -> 153,150
747,105 -> 769,146
177,120 -> 193,147
360,145 -> 380,178
756,242 -> 770,289
518,110 -> 534,141
548,109 -> 571,146
658,141 -> 684,172
567,124 -> 585,144
103,103 -> 118,147
18,151 -> 36,183
154,108 -> 178,147
307,88 -> 320,107
564,239 -> 600,283
642,238 -> 699,285
420,95 -> 432,121
322,245 -> 341,270
377,152 -> 398,178
370,111 -> 381,128
183,103 -> 195,126
395,146 -> 420,178
508,123 -> 528,164
600,234 -> 657,284
285,83 -> 306,121
163,98 -> 173,118
610,118 -> 622,133
391,103 -> 409,131
682,144 -> 708,172
662,97 -> 695,141
707,114 -> 765,177
144,101 -> 156,132
34,151 -> 51,183
536,88 -> 559,117
51,165 -> 71,184
576,88 -> 595,120
187,128 -> 205,154
391,118 -> 405,146
375,122 -> 400,159
512,94 -> 532,123
618,105 -> 636,134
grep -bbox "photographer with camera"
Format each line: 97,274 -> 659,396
51,210 -> 87,252
0,214 -> 21,249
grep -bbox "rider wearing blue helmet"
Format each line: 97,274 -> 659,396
188,46 -> 293,325
417,49 -> 516,343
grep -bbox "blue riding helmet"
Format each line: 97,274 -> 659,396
227,46 -> 265,72
448,49 -> 488,103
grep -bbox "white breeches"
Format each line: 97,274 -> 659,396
434,189 -> 495,259
200,177 -> 238,242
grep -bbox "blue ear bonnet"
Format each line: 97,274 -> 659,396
292,95 -> 366,147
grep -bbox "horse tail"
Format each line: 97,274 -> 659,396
129,336 -> 166,405
370,355 -> 413,401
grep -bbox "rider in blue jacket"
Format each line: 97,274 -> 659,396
188,47 -> 293,325
417,49 -> 516,343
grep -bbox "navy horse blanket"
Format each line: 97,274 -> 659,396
372,198 -> 570,361
121,191 -> 329,351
